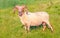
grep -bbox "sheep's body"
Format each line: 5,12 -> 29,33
19,12 -> 49,26
18,11 -> 53,32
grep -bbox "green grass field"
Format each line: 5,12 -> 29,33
0,0 -> 60,38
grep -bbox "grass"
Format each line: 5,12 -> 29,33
0,0 -> 60,38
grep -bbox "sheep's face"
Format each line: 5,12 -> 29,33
14,5 -> 27,16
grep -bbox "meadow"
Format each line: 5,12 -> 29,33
0,0 -> 60,38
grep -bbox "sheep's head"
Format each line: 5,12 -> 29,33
13,5 -> 28,16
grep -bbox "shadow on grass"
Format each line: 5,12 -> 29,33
21,24 -> 53,32
21,24 -> 43,30
30,24 -> 43,30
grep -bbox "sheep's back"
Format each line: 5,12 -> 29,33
26,12 -> 43,26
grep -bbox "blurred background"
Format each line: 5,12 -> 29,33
0,0 -> 60,38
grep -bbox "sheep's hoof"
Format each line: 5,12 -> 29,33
51,29 -> 54,32
21,25 -> 25,28
42,29 -> 45,32
27,30 -> 30,33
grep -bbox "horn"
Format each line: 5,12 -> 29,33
13,8 -> 16,14
13,5 -> 18,14
22,5 -> 28,13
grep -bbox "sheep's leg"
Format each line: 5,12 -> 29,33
24,26 -> 27,31
27,26 -> 30,32
46,21 -> 53,32
25,23 -> 30,32
24,23 -> 28,31
42,22 -> 46,31
24,25 -> 30,32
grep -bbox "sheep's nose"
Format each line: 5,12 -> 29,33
18,12 -> 22,16
19,12 -> 21,13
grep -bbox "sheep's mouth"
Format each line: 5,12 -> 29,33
18,12 -> 23,16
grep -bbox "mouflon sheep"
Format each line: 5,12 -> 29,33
13,5 -> 53,32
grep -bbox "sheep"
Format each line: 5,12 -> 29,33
13,5 -> 53,32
